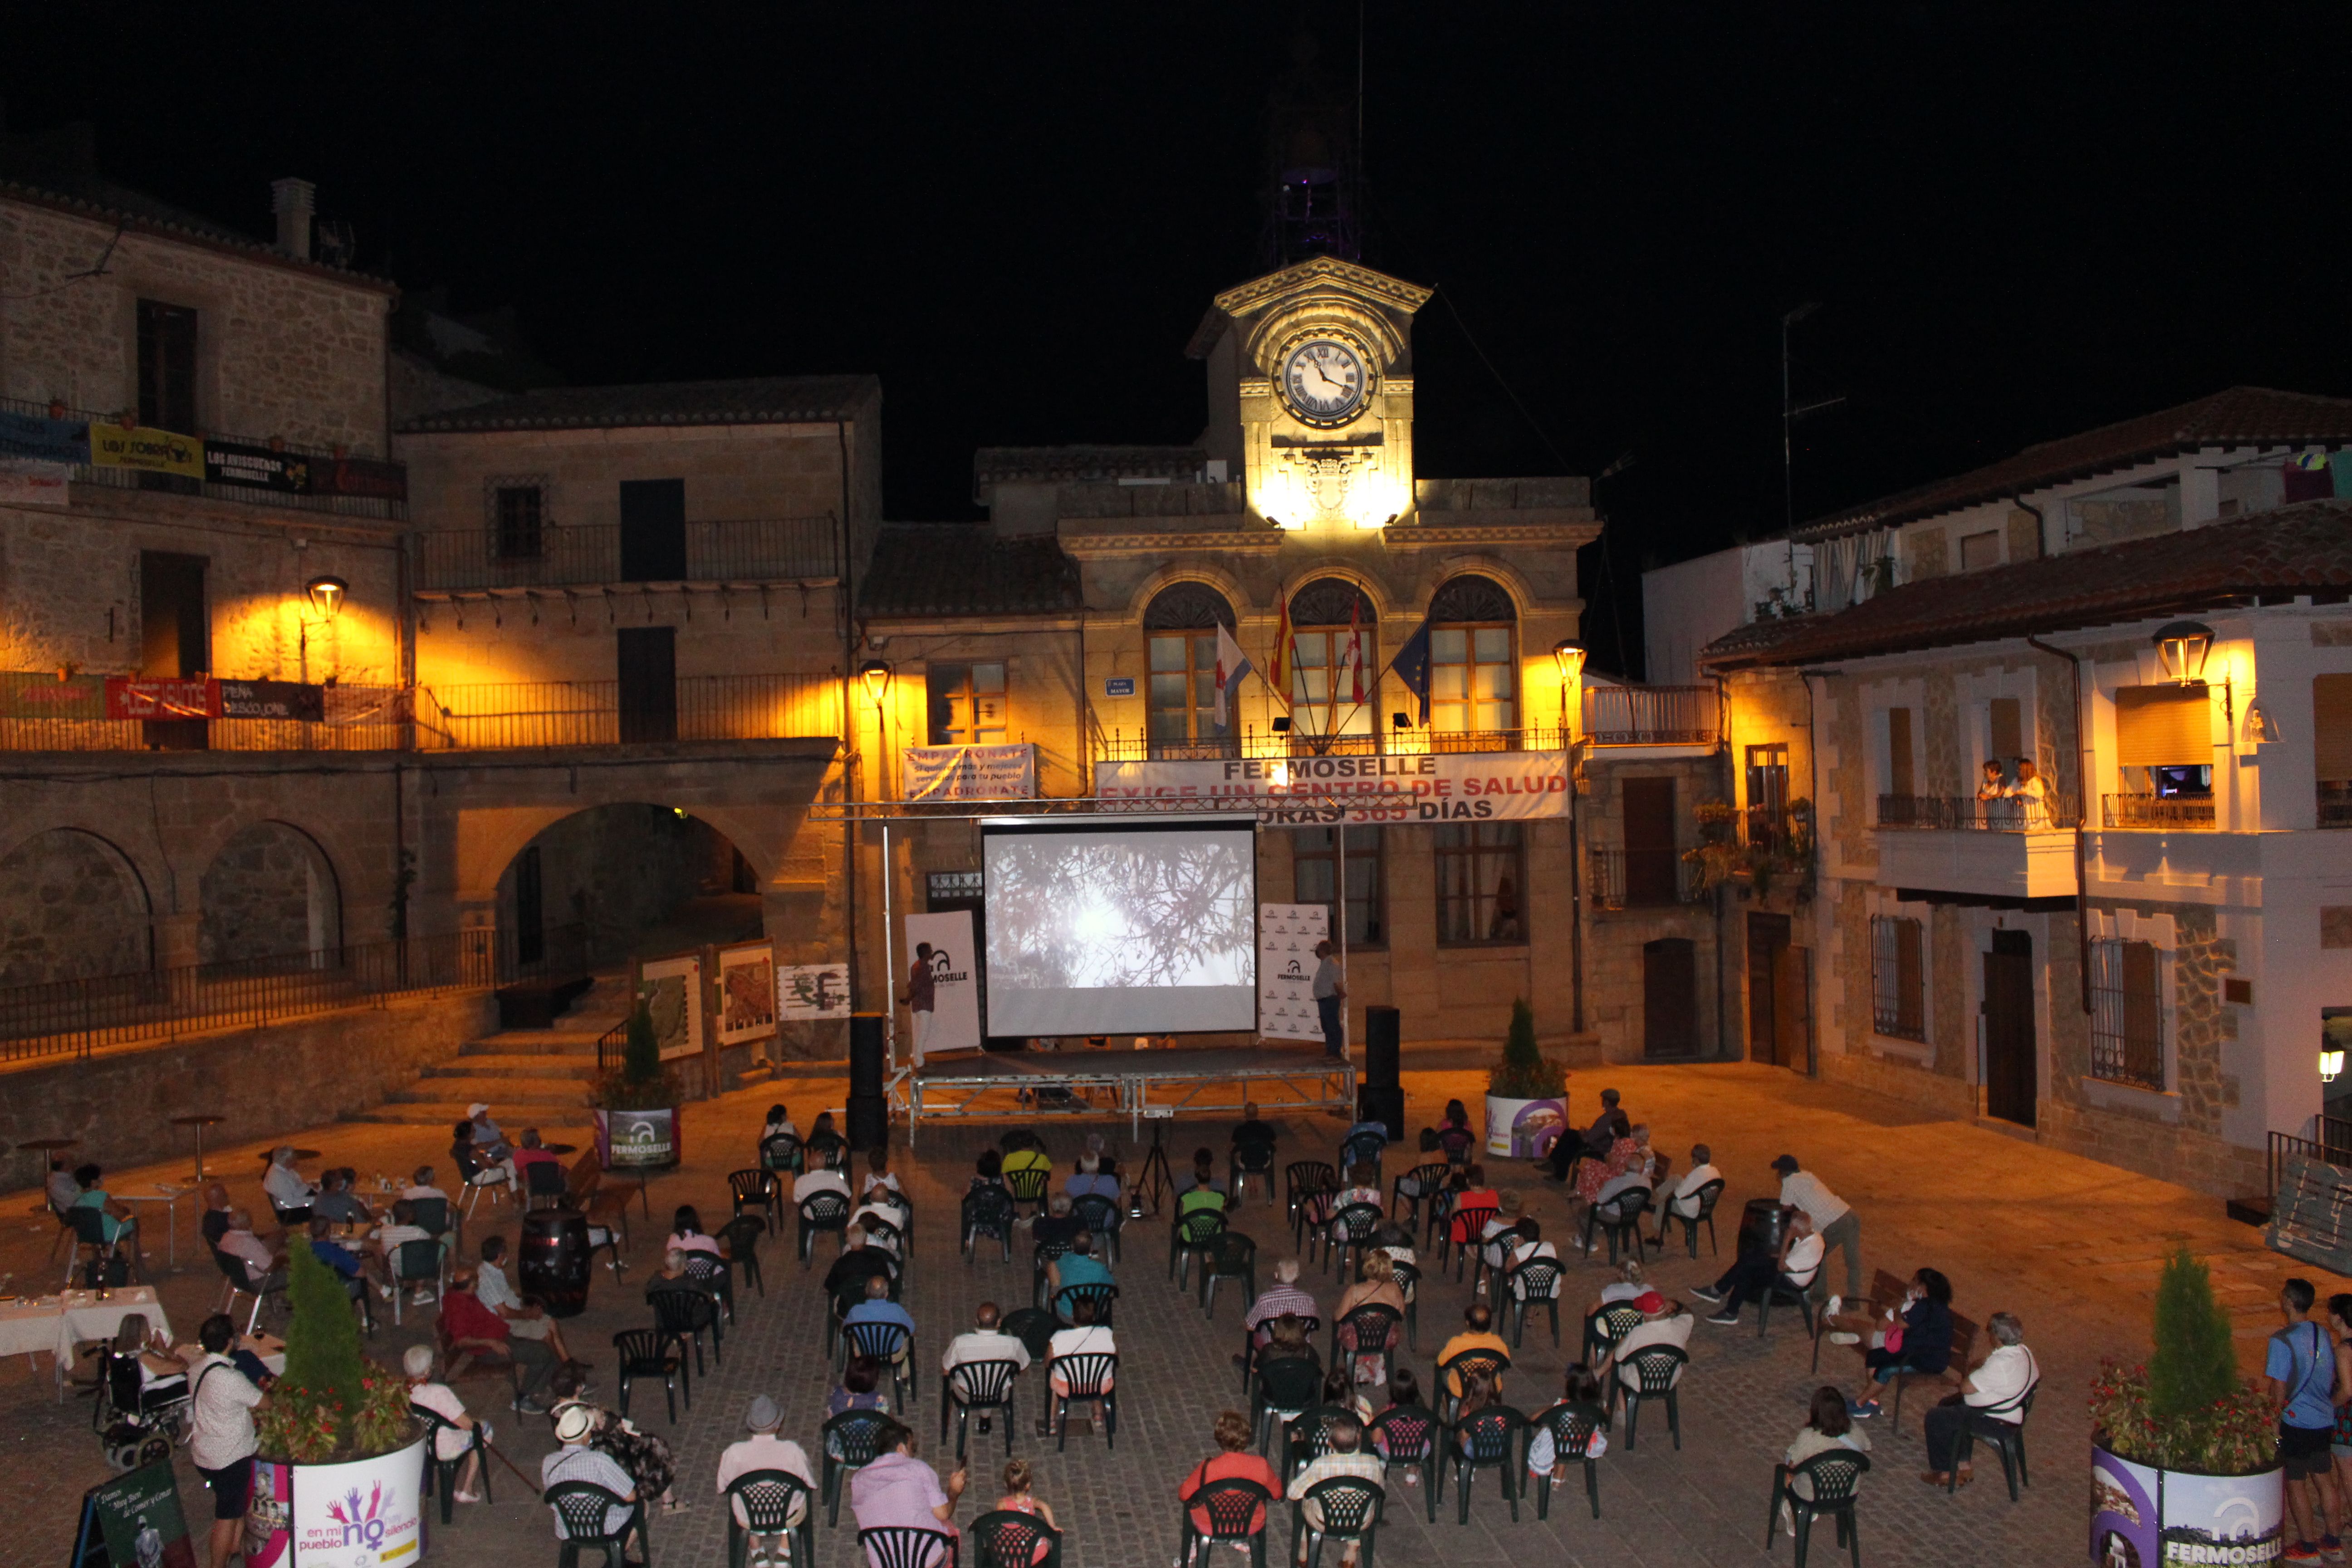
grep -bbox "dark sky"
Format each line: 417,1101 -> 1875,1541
7,5 -> 2350,674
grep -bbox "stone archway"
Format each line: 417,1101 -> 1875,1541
496,803 -> 768,965
198,821 -> 343,966
0,828 -> 153,987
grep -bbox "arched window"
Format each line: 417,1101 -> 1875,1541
1428,573 -> 1517,736
1285,577 -> 1377,745
1143,583 -> 1236,754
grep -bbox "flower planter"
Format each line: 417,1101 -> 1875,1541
2091,1441 -> 2282,1566
595,1104 -> 682,1171
1483,1093 -> 1568,1161
247,1433 -> 430,1567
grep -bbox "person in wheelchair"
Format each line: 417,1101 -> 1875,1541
95,1314 -> 193,1465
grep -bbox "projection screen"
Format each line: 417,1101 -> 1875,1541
981,816 -> 1258,1036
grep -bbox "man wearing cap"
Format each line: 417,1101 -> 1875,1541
468,1104 -> 514,1163
544,1402 -> 639,1551
1773,1154 -> 1862,1297
716,1394 -> 813,1562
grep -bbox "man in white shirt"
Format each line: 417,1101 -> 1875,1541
1670,1144 -> 1723,1219
1772,1154 -> 1862,1297
45,1158 -> 81,1214
216,1211 -> 280,1289
403,1165 -> 449,1202
262,1147 -> 316,1220
1596,1292 -> 1695,1387
476,1235 -> 579,1369
188,1313 -> 265,1568
543,1403 -> 638,1548
715,1393 -> 814,1552
1694,1210 -> 1823,1325
942,1301 -> 1033,1378
1921,1312 -> 2038,1486
794,1164 -> 853,1210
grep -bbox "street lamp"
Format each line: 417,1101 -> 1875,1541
1552,639 -> 1587,736
858,659 -> 893,704
2153,621 -> 2214,685
304,575 -> 348,619
1552,637 -> 1589,1034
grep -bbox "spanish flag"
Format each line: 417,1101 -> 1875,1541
1268,593 -> 1295,702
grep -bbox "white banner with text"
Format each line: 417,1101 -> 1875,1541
902,743 -> 1036,801
1097,750 -> 1570,824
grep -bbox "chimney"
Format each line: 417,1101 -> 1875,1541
271,177 -> 315,260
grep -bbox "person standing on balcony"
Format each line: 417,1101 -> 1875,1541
1313,939 -> 1347,1059
2006,758 -> 2049,826
900,942 -> 936,1068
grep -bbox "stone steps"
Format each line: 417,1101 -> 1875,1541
348,1098 -> 596,1129
422,1054 -> 600,1080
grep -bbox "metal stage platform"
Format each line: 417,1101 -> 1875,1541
888,1045 -> 1356,1141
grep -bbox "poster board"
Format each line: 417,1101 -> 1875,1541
247,1437 -> 426,1567
2269,1150 -> 2352,1274
715,942 -> 778,1045
634,955 -> 703,1061
779,963 -> 852,1019
71,1460 -> 196,1568
902,743 -> 1036,801
904,909 -> 983,1056
1257,902 -> 1329,1042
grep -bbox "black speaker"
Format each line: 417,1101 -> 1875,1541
847,1095 -> 889,1151
1357,1084 -> 1405,1142
1364,1005 -> 1401,1089
850,1012 -> 886,1097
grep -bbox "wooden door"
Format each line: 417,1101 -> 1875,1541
1983,929 -> 2038,1126
1774,944 -> 1813,1072
619,477 -> 687,582
1643,937 -> 1698,1058
138,549 -> 210,750
1622,777 -> 1679,906
617,626 -> 677,743
1746,912 -> 1790,1063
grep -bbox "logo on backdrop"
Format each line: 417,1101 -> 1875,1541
1258,902 -> 1329,1043
929,949 -> 970,985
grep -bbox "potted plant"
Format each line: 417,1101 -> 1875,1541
248,1242 -> 428,1563
593,1003 -> 685,1172
1483,998 -> 1568,1160
2090,1247 -> 2282,1564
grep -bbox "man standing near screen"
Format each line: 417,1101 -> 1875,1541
901,942 -> 936,1067
1313,939 -> 1347,1060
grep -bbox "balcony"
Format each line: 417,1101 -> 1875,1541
1588,848 -> 1705,911
0,396 -> 405,521
1873,793 -> 2078,902
1582,684 -> 1719,747
2103,794 -> 2215,830
1092,726 -> 1568,764
410,518 -> 838,593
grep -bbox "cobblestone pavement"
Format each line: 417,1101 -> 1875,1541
4,1057 -> 2329,1567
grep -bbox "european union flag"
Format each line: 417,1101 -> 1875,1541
1388,619 -> 1433,725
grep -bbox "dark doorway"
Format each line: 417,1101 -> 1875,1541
514,845 -> 545,966
138,549 -> 209,750
1983,928 -> 2038,1126
1642,937 -> 1698,1057
617,626 -> 677,742
619,478 -> 687,581
1622,777 -> 1679,906
137,300 -> 199,431
1746,911 -> 1790,1063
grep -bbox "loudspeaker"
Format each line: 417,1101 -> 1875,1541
1364,1005 -> 1401,1089
1357,1084 -> 1406,1142
849,1012 -> 886,1097
847,1095 -> 889,1151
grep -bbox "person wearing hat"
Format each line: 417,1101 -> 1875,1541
543,1401 -> 639,1550
1773,1154 -> 1862,1297
715,1394 -> 814,1562
468,1103 -> 514,1163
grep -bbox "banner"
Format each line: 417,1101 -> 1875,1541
779,963 -> 851,1020
902,743 -> 1035,801
323,457 -> 407,501
71,1459 -> 196,1568
0,669 -> 107,720
597,1106 -> 681,1171
0,456 -> 71,506
904,910 -> 982,1057
218,680 -> 325,722
247,1439 -> 426,1567
106,677 -> 218,720
1098,750 -> 1571,825
89,422 -> 202,480
205,440 -> 314,495
635,955 -> 704,1061
0,408 -> 89,464
1257,902 -> 1329,1042
715,941 -> 778,1044
2269,1151 -> 2352,1273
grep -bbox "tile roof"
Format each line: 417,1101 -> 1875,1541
973,445 -> 1206,492
859,524 -> 1083,618
0,178 -> 398,292
1704,497 -> 2352,671
1794,387 -> 2352,541
398,375 -> 880,433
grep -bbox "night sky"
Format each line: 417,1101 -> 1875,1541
7,5 -> 2349,674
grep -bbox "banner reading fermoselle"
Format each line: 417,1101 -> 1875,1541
2269,1150 -> 2352,1273
1097,751 -> 1570,824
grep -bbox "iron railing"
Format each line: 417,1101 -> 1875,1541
2320,792 -> 2352,828
1876,793 -> 2081,830
2103,794 -> 2216,829
2269,1117 -> 2352,1205
410,517 -> 838,592
1093,726 -> 1570,764
412,673 -> 841,750
1582,685 -> 1719,747
0,922 -> 590,1062
0,396 -> 405,520
0,683 -> 412,753
1587,848 -> 1704,910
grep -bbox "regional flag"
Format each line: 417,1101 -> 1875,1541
1214,621 -> 1254,731
1269,594 -> 1295,700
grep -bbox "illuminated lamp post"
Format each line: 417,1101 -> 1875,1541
298,574 -> 348,683
1553,639 -> 1588,1033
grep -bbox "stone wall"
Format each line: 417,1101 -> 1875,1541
0,827 -> 152,986
196,819 -> 341,965
0,987 -> 497,1183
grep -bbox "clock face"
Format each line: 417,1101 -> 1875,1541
1280,338 -> 1368,423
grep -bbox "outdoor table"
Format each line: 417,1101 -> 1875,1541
541,1142 -> 578,1156
170,1114 -> 225,1184
0,1286 -> 172,1400
117,1184 -> 192,1266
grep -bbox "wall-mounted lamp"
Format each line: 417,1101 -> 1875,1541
1552,639 -> 1588,685
304,574 -> 349,620
858,659 -> 893,704
2153,620 -> 2214,685
1270,715 -> 1292,734
2324,1047 -> 2345,1084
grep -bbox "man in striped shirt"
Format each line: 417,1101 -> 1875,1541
1243,1258 -> 1318,1348
1287,1414 -> 1387,1536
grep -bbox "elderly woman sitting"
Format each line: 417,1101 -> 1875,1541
403,1345 -> 489,1504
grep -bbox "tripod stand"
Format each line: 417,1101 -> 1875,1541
1132,1116 -> 1174,1218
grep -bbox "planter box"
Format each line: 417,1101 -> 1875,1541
595,1105 -> 682,1171
248,1434 -> 429,1566
1484,1093 -> 1568,1160
2092,1440 -> 2282,1565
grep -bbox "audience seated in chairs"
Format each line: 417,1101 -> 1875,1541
1543,1086 -> 1628,1182
1526,1362 -> 1610,1477
1044,1232 -> 1112,1321
1693,1210 -> 1823,1328
216,1210 -> 281,1292
830,1354 -> 893,1429
1920,1312 -> 2037,1490
443,1265 -> 558,1413
1048,1296 -> 1115,1396
1777,1385 -> 1870,1534
826,1226 -> 898,1303
1245,1258 -> 1319,1349
404,1343 -> 490,1506
1665,1143 -> 1723,1225
1066,1149 -> 1121,1202
475,1233 -> 579,1369
667,1205 -> 726,1259
1033,1193 -> 1083,1250
1591,1289 -> 1693,1387
1285,1410 -> 1385,1559
262,1147 -> 316,1225
1179,1410 -> 1282,1548
795,1160 -> 854,1212
68,1162 -> 143,1279
851,1421 -> 966,1564
311,1168 -> 374,1225
542,1402 -> 643,1561
717,1392 -> 816,1560
512,1130 -> 565,1206
306,1216 -> 385,1318
1849,1267 -> 1955,1421
1438,1303 -> 1511,1402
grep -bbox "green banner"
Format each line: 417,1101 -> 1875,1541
70,1460 -> 196,1568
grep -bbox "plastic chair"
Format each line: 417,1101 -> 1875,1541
1338,1130 -> 1386,1177
1030,1238 -> 1074,1309
1441,1205 -> 1496,1282
730,1168 -> 782,1229
1581,1186 -> 1652,1265
1528,1400 -> 1607,1520
613,1327 -> 686,1422
806,1128 -> 848,1171
1367,1403 -> 1440,1522
720,1214 -> 767,1299
1617,1345 -> 1688,1450
725,1468 -> 815,1568
1046,1350 -> 1118,1451
942,1357 -> 1024,1459
1231,1137 -> 1278,1203
682,1252 -> 736,1326
759,1131 -> 802,1175
1332,1301 -> 1402,1382
1179,1477 -> 1271,1568
860,1524 -> 959,1568
963,1188 -> 1017,1264
1200,1232 -> 1258,1317
1767,1449 -> 1870,1567
64,1206 -> 130,1288
820,1406 -> 897,1526
1656,1177 -> 1725,1257
1169,1209 -> 1227,1289
411,1402 -> 490,1524
1757,1273 -> 1826,1343
544,1479 -> 644,1568
1504,1257 -> 1566,1348
1583,1303 -> 1647,1376
1285,1161 -> 1338,1239
799,1191 -> 852,1264
1949,1383 -> 2037,1501
1072,1192 -> 1123,1263
1421,1187 -> 1456,1252
1237,1318 -> 1321,1395
1053,1282 -> 1118,1328
844,1318 -> 916,1407
1389,1258 -> 1421,1349
1005,1166 -> 1051,1218
388,1238 -> 443,1326
454,1145 -> 509,1223
1446,1403 -> 1529,1523
1390,1162 -> 1450,1228
651,1285 -> 723,1377
1281,1405 -> 1356,1487
1436,1348 -> 1509,1425
1251,1356 -> 1323,1453
1290,1475 -> 1383,1568
971,1506 -> 1063,1568
523,1159 -> 568,1211
1323,1203 -> 1385,1280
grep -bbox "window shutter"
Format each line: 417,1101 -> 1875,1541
1895,919 -> 1923,1036
2114,685 -> 2212,767
2315,676 -> 2352,781
2122,940 -> 2161,1055
1989,697 -> 2022,763
1887,707 -> 1914,797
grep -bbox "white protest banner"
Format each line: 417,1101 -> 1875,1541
1258,902 -> 1330,1042
779,962 -> 852,1019
903,910 -> 983,1058
1097,750 -> 1569,825
903,743 -> 1036,801
0,457 -> 70,507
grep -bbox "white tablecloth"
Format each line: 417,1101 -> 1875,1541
0,1286 -> 172,1367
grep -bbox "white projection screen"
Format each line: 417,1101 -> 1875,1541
982,816 -> 1258,1036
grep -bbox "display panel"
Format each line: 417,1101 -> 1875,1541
982,817 -> 1257,1035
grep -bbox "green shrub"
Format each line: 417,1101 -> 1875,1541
1488,997 -> 1563,1101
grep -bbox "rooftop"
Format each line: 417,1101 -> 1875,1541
973,445 -> 1207,494
1794,386 -> 2352,541
398,375 -> 881,434
859,523 -> 1083,618
1705,495 -> 2352,670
